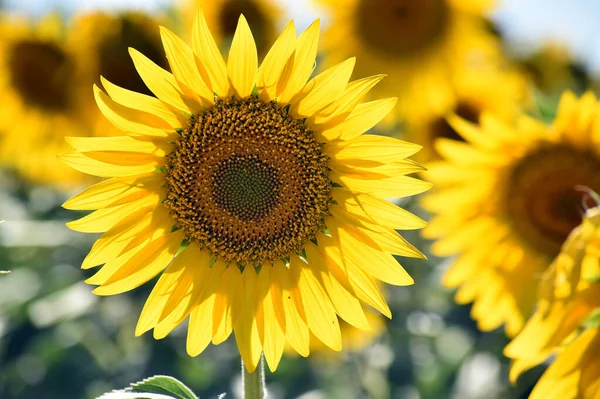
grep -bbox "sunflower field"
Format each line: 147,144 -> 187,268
0,1 -> 599,399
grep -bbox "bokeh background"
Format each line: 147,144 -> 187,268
0,0 -> 599,398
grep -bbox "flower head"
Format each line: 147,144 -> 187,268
423,91 -> 600,336
504,206 -> 600,398
62,9 -> 430,372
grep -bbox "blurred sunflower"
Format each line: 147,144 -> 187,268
62,10 -> 430,372
182,0 -> 281,58
0,14 -> 90,186
69,11 -> 169,127
407,65 -> 531,162
422,91 -> 600,336
504,205 -> 600,398
316,0 -> 501,125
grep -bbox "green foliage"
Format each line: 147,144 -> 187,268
99,376 -> 199,399
582,307 -> 600,329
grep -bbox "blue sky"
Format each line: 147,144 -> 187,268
5,0 -> 600,75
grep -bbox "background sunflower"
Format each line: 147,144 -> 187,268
0,14 -> 94,187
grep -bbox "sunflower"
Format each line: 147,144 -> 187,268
0,14 -> 91,186
504,205 -> 600,398
61,10 -> 430,372
181,0 -> 282,58
315,0 -> 501,125
407,64 -> 531,162
422,91 -> 600,336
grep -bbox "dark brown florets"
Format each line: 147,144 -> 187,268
164,97 -> 331,266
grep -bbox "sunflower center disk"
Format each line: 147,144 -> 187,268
356,0 -> 449,57
164,97 -> 331,266
219,0 -> 269,55
506,145 -> 600,256
9,40 -> 71,110
99,17 -> 167,95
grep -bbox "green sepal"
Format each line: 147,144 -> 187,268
582,307 -> 600,329
584,272 -> 600,283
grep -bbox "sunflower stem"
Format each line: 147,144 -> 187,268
242,356 -> 265,399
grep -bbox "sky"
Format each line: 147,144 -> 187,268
4,0 -> 600,75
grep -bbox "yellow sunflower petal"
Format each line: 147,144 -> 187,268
59,153 -> 160,178
272,260 -> 310,357
192,8 -> 229,97
277,19 -> 320,104
227,15 -> 258,99
257,20 -> 296,102
331,171 -> 432,198
317,98 -> 398,142
100,76 -> 188,129
94,85 -> 174,137
159,26 -> 213,106
326,135 -> 422,163
91,232 -> 182,295
292,254 -> 342,351
129,48 -> 197,113
234,267 -> 263,373
331,188 -> 427,230
289,57 -> 355,118
213,265 -> 243,345
309,74 -> 385,127
63,174 -> 162,210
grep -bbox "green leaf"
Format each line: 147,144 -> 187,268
582,307 -> 600,329
533,90 -> 559,123
585,272 -> 600,283
129,376 -> 198,399
98,392 -> 178,399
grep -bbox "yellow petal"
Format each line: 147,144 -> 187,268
129,48 -> 197,113
272,260 -> 310,357
155,259 -> 223,340
227,15 -> 258,99
186,294 -> 214,357
63,174 -> 162,210
81,208 -> 171,269
331,159 -> 425,180
317,98 -> 397,142
92,233 -> 182,295
94,85 -> 174,137
329,223 -> 414,286
257,20 -> 296,102
292,254 -> 342,351
306,243 -> 370,330
277,19 -> 320,104
309,75 -> 385,127
325,135 -> 422,163
192,8 -> 229,97
331,171 -> 432,199
235,267 -> 263,373
59,153 -> 160,178
65,136 -> 172,156
101,76 -> 188,129
289,58 -> 355,118
213,265 -> 243,345
66,193 -> 161,233
257,266 -> 285,372
159,26 -> 213,106
330,209 -> 425,258
136,256 -> 188,336
331,188 -> 426,230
